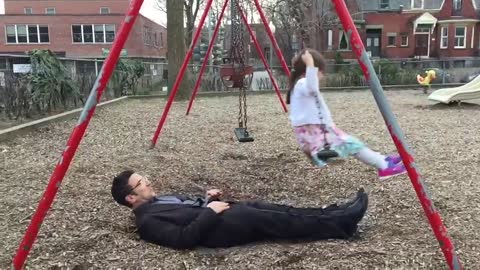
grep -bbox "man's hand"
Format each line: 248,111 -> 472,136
207,201 -> 230,214
206,189 -> 222,199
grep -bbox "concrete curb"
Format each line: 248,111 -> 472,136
0,96 -> 128,142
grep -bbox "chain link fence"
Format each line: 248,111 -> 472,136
140,57 -> 480,94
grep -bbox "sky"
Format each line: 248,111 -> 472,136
140,0 -> 167,27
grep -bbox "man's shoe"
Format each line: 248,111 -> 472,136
345,191 -> 368,225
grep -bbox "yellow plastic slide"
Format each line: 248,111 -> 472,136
428,75 -> 480,104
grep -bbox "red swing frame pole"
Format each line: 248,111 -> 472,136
331,1 -> 462,269
151,0 -> 215,148
237,3 -> 286,112
186,0 -> 229,116
252,0 -> 290,78
11,0 -> 145,268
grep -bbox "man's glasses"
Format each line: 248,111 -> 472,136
127,176 -> 148,194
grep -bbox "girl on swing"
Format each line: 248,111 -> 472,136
287,49 -> 406,180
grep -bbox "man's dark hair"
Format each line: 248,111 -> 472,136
112,170 -> 135,207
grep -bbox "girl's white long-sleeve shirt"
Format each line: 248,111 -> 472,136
288,66 -> 334,127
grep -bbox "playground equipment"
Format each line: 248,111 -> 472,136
11,0 -> 462,269
428,74 -> 480,104
183,0 -> 288,143
417,69 -> 437,94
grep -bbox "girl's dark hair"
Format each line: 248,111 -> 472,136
286,48 -> 326,104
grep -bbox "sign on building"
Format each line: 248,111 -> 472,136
13,64 -> 32,73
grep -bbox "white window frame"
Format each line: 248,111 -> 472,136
471,26 -> 475,48
100,7 -> 110,14
440,26 -> 448,49
327,29 -> 333,50
71,24 -> 116,44
5,24 -> 50,44
24,7 -> 33,14
454,26 -> 467,49
45,7 -> 56,14
400,35 -> 409,47
411,0 -> 424,9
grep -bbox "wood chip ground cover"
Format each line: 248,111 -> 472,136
1,90 -> 478,269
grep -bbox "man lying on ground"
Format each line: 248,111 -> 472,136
111,170 -> 368,249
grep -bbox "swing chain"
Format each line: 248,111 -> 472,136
231,0 -> 248,131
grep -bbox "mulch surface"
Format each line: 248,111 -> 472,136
1,90 -> 478,269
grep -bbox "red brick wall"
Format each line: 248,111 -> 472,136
4,0 -> 129,15
436,0 -> 478,20
125,15 -> 167,59
365,12 -> 418,59
0,14 -> 167,59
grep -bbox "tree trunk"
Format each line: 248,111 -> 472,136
167,0 -> 192,100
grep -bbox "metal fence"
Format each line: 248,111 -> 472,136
141,57 -> 480,94
2,54 -> 480,95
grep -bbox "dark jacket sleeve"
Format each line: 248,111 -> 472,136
138,208 -> 220,249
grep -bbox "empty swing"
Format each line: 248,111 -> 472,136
219,0 -> 254,142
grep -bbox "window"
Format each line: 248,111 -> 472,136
5,25 -> 49,44
401,35 -> 409,46
45,7 -> 55,14
105,25 -> 115,42
411,0 -> 424,9
441,26 -> 448,48
415,24 -> 431,33
454,26 -> 466,48
100,7 -> 110,14
453,0 -> 462,10
17,25 -> 27,43
160,32 -> 164,47
380,0 -> 390,9
24,7 -> 32,14
387,33 -> 396,46
338,30 -> 350,50
153,33 -> 158,47
144,26 -> 153,45
94,25 -> 105,42
72,24 -> 116,43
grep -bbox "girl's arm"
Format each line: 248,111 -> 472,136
303,66 -> 319,95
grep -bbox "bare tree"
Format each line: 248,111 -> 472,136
264,0 -> 340,54
166,0 -> 192,100
156,0 -> 204,47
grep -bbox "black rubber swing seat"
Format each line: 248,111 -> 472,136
234,128 -> 254,143
317,146 -> 339,161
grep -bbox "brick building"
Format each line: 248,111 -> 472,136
309,0 -> 480,61
0,0 -> 167,60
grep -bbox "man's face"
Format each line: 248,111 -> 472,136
126,173 -> 156,207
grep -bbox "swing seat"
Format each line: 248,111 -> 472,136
234,128 -> 254,142
316,146 -> 339,162
220,61 -> 253,89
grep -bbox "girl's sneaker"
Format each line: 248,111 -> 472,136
386,154 -> 402,166
378,162 -> 407,180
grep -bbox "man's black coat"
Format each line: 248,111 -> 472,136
133,194 -> 366,249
